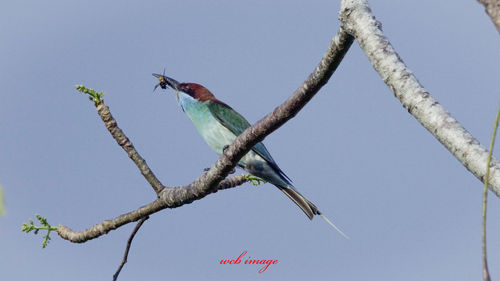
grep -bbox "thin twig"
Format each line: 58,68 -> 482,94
482,103 -> 500,281
57,28 -> 353,243
113,216 -> 149,281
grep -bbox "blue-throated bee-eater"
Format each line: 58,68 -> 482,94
153,73 -> 346,237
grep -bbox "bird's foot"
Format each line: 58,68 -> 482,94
244,175 -> 266,186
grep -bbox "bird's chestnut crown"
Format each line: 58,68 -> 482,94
179,83 -> 228,106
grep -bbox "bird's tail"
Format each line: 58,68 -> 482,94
277,186 -> 349,239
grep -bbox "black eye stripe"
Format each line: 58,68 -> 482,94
180,85 -> 195,97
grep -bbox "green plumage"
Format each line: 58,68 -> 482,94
206,102 -> 290,179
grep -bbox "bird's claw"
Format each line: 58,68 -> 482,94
245,175 -> 266,186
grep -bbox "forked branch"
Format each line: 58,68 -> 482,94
57,28 -> 354,243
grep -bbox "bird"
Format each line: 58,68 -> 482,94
153,73 -> 347,237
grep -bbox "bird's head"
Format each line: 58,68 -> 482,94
152,73 -> 227,106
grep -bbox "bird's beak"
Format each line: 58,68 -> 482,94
152,73 -> 181,92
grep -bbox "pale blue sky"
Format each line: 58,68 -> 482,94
1,1 -> 499,280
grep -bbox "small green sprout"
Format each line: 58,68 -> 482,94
245,174 -> 266,186
76,85 -> 105,104
22,214 -> 58,248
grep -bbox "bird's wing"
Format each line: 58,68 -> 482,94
207,101 -> 292,182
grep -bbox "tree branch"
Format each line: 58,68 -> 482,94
57,28 -> 354,243
340,0 -> 500,195
96,103 -> 164,195
476,0 -> 500,32
178,28 -> 354,204
113,216 -> 149,281
57,174 -> 250,242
